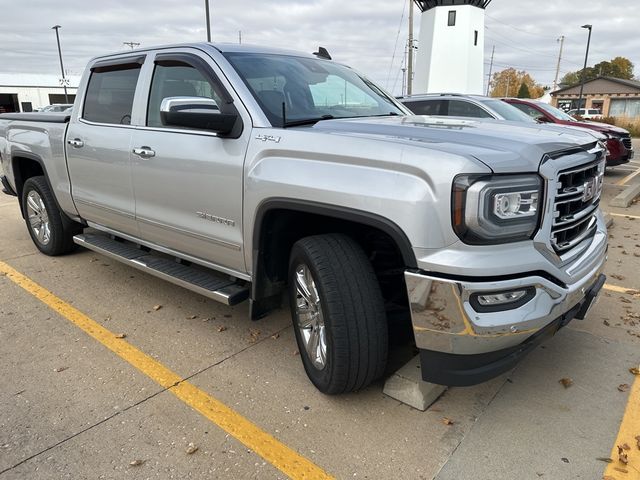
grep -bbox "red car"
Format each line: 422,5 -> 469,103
503,98 -> 634,167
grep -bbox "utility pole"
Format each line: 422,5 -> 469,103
407,0 -> 414,95
238,30 -> 242,44
486,45 -> 495,96
51,25 -> 68,103
553,35 -> 565,91
205,0 -> 211,42
577,25 -> 592,112
123,41 -> 140,50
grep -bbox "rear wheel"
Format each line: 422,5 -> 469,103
288,234 -> 388,394
22,176 -> 81,256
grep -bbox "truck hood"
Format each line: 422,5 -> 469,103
312,115 -> 596,173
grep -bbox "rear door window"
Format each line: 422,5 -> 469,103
404,99 -> 445,116
83,63 -> 142,125
447,100 -> 493,118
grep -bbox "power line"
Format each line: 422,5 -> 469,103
485,13 -> 558,39
386,0 -> 407,90
484,28 -> 582,67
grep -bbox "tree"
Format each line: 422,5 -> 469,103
489,68 -> 544,98
559,56 -> 635,87
517,82 -> 531,98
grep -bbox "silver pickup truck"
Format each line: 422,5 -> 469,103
0,43 -> 607,393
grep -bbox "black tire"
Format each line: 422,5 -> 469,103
288,234 -> 388,394
21,176 -> 81,256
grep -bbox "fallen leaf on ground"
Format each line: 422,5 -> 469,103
614,466 -> 629,473
187,314 -> 198,319
621,298 -> 632,304
223,314 -> 232,318
186,442 -> 198,455
442,417 -> 454,425
630,367 -> 640,375
129,459 -> 145,466
618,384 -> 630,392
611,274 -> 626,281
249,329 -> 261,342
152,305 -> 162,311
53,367 -> 68,373
596,457 -> 613,463
559,378 -> 573,388
560,457 -> 569,463
271,333 -> 280,339
217,326 -> 227,332
115,333 -> 127,339
618,445 -> 629,464
293,350 -> 299,356
603,320 -> 611,326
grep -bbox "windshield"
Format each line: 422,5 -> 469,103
480,99 -> 536,123
223,52 -> 406,126
536,102 -> 576,121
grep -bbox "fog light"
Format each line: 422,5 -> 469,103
470,287 -> 536,312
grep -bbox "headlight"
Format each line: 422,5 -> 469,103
452,174 -> 543,244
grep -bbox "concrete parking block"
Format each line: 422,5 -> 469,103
610,181 -> 640,207
383,355 -> 447,411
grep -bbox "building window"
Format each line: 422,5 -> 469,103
474,30 -> 479,46
448,10 -> 456,26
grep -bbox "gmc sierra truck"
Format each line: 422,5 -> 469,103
0,43 -> 607,393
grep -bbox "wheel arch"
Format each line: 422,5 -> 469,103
11,152 -> 50,217
250,198 -> 416,319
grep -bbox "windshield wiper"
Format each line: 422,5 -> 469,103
283,114 -> 335,128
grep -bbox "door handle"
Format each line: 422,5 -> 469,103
67,138 -> 84,148
132,146 -> 156,158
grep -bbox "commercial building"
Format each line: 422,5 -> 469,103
550,76 -> 640,118
0,74 -> 80,112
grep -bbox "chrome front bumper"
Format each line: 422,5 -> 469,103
405,240 -> 607,356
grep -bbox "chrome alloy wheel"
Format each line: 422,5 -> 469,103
26,191 -> 51,245
294,264 -> 327,370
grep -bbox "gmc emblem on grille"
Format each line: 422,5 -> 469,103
582,177 -> 598,202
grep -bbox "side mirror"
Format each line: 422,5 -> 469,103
160,96 -> 237,134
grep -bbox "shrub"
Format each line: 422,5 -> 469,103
598,116 -> 640,137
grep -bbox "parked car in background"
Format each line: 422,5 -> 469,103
567,108 -> 602,120
399,93 -> 607,152
504,99 -> 633,166
39,104 -> 74,113
399,93 -> 537,123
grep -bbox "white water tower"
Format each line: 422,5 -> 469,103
412,0 -> 490,95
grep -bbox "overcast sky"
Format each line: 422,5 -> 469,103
1,0 -> 638,94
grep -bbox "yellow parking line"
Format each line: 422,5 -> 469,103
604,284 -> 639,294
608,213 -> 640,220
603,372 -> 640,478
0,260 -> 333,480
616,166 -> 640,186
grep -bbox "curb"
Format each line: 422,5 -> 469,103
610,182 -> 640,208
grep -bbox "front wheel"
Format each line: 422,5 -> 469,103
22,176 -> 81,256
288,234 -> 388,394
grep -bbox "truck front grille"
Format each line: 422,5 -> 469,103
551,160 -> 604,253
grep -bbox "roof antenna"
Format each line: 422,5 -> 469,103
313,47 -> 332,60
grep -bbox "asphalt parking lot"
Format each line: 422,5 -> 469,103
1,146 -> 640,480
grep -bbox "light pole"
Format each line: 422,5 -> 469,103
51,25 -> 69,104
576,24 -> 592,113
204,0 -> 211,42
